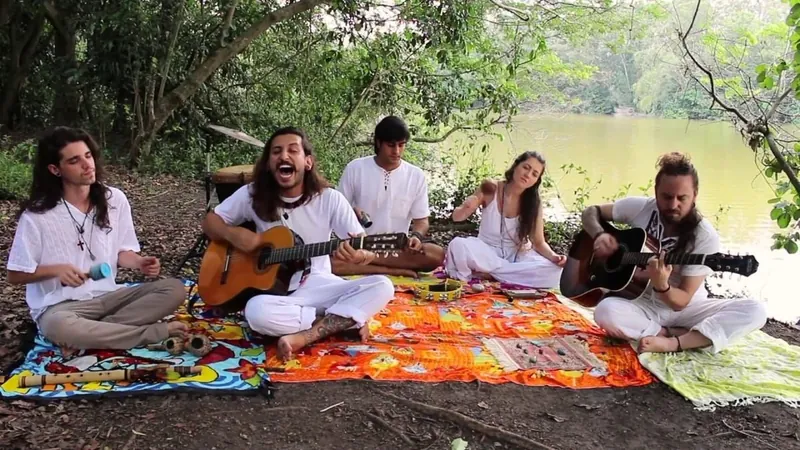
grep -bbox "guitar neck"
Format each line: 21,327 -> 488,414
621,252 -> 707,266
264,236 -> 367,264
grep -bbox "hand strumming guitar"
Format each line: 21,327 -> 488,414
592,232 -> 619,258
333,233 -> 376,265
231,228 -> 262,254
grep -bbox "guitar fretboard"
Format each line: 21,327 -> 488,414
621,252 -> 706,266
262,237 -> 364,265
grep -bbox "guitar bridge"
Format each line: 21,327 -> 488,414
220,245 -> 233,285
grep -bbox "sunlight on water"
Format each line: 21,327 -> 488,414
447,113 -> 799,323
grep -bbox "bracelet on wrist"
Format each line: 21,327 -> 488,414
653,284 -> 670,293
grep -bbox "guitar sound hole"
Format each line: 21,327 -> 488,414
603,244 -> 626,273
257,247 -> 273,271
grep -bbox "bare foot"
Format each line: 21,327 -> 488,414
277,314 -> 358,361
59,346 -> 79,358
167,321 -> 189,337
359,324 -> 371,343
473,271 -> 495,281
276,333 -> 309,361
637,336 -> 680,353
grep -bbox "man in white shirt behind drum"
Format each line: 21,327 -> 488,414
334,116 -> 445,278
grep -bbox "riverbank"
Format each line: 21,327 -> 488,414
1,169 -> 799,449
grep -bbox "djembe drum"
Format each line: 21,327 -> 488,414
211,164 -> 255,203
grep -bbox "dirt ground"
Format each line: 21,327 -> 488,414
1,169 -> 799,450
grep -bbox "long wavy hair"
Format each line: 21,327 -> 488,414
655,152 -> 702,253
251,127 -> 330,222
503,151 -> 546,247
19,126 -> 111,230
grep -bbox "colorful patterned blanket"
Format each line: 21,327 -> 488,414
0,277 -> 653,400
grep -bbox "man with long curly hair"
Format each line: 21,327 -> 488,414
202,126 -> 394,361
6,127 -> 187,353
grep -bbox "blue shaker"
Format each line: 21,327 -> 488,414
87,262 -> 112,281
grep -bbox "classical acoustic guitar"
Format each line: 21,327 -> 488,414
559,221 -> 759,308
197,225 -> 409,311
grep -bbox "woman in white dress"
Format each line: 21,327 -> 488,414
445,151 -> 566,288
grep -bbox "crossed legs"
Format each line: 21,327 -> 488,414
593,295 -> 767,354
244,272 -> 394,360
38,278 -> 187,351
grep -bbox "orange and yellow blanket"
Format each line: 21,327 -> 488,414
267,277 -> 653,388
0,278 -> 653,400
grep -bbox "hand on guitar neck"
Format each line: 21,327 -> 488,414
332,232 -> 377,265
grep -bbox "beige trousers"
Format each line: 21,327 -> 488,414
38,278 -> 186,350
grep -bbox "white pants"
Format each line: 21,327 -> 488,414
444,236 -> 562,288
593,295 -> 767,353
244,272 -> 394,337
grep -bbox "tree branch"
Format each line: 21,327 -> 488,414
489,0 -> 530,21
763,130 -> 800,196
220,0 -> 238,47
155,0 -> 329,129
330,71 -> 380,142
42,0 -> 68,40
353,116 -> 508,147
678,0 -> 749,124
765,88 -> 792,122
158,1 -> 186,101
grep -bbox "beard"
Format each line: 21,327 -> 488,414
660,204 -> 697,226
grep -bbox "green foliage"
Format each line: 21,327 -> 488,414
2,0 -> 623,187
427,142 -> 500,222
743,2 -> 800,254
0,140 -> 34,200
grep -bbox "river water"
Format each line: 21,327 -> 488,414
447,113 -> 799,323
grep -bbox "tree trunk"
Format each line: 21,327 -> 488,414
0,0 -> 11,27
44,1 -> 80,125
127,0 -> 330,167
0,11 -> 46,129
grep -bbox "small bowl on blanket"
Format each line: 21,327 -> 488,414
413,279 -> 463,302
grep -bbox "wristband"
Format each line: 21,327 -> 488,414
653,284 -> 670,293
409,231 -> 424,242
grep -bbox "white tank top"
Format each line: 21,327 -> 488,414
477,194 -> 529,259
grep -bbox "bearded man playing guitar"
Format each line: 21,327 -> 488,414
202,127 -> 394,361
580,152 -> 767,354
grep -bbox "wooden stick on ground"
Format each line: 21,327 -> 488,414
364,410 -> 415,446
377,391 -> 556,450
722,419 -> 780,450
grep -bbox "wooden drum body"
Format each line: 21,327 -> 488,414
211,164 -> 255,203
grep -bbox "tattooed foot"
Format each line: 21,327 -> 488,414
277,314 -> 357,361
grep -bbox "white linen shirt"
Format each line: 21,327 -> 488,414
7,186 -> 141,321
